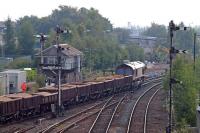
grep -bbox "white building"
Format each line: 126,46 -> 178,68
0,70 -> 26,95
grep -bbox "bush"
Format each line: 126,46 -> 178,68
164,55 -> 198,127
35,74 -> 45,88
6,58 -> 32,69
26,69 -> 37,82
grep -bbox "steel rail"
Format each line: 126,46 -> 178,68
87,94 -> 120,133
143,87 -> 161,133
87,94 -> 127,133
58,98 -> 122,133
142,78 -> 162,86
15,126 -> 36,133
105,95 -> 127,133
126,82 -> 161,133
40,97 -> 113,133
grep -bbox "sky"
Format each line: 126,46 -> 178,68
1,0 -> 200,27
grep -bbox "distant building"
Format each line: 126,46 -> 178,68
35,44 -> 83,84
0,70 -> 26,95
128,34 -> 157,54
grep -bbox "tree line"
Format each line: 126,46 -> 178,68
2,6 -> 200,70
163,55 -> 200,131
1,6 -> 144,71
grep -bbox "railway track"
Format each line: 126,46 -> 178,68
40,94 -> 126,133
127,83 -> 161,133
14,126 -> 36,133
67,83 -> 160,133
39,78 -> 159,133
102,83 -> 162,133
57,81 -> 162,133
88,94 -> 127,133
143,88 -> 160,133
142,76 -> 162,86
145,89 -> 168,133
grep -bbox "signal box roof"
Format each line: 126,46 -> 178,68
35,44 -> 83,57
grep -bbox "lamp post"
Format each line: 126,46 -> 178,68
168,20 -> 189,133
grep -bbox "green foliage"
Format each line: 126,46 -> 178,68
125,44 -> 144,61
142,23 -> 167,38
3,17 -> 16,56
142,23 -> 168,61
35,74 -> 45,88
174,22 -> 195,53
5,58 -> 32,69
164,55 -> 199,127
2,6 -> 145,71
17,20 -> 35,55
113,28 -> 131,44
175,118 -> 189,133
26,69 -> 37,82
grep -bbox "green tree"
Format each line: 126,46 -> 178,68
26,69 -> 37,82
5,58 -> 32,69
14,6 -> 144,71
113,28 -> 130,44
3,17 -> 16,56
142,23 -> 167,38
164,55 -> 198,127
174,22 -> 195,53
125,44 -> 144,61
17,20 -> 35,55
36,74 -> 45,87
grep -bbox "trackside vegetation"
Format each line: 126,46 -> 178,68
164,55 -> 200,131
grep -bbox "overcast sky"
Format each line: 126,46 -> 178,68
1,0 -> 200,27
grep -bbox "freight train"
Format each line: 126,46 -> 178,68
0,61 -> 145,123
